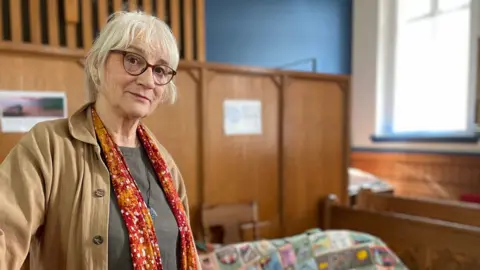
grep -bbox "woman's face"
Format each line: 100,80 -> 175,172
100,45 -> 174,119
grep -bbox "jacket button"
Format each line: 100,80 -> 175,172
92,235 -> 104,245
94,189 -> 105,197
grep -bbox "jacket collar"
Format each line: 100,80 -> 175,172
68,102 -> 98,145
67,102 -> 159,147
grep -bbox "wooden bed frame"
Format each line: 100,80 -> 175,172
356,189 -> 480,227
323,194 -> 480,269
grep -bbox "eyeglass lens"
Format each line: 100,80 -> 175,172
123,52 -> 174,85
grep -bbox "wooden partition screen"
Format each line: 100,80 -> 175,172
143,62 -> 350,238
0,0 -> 205,61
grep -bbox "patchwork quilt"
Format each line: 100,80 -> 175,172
198,229 -> 408,270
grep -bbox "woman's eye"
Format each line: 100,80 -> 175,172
154,67 -> 166,75
126,55 -> 140,65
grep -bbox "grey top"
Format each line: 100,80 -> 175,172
108,146 -> 179,270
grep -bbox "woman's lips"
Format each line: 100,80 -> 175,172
128,92 -> 150,102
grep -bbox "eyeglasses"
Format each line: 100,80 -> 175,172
110,50 -> 177,86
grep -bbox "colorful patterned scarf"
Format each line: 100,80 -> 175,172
91,107 -> 198,270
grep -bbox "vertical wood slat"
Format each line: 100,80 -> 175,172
82,0 -> 93,50
0,0 -> 205,59
182,0 -> 193,60
476,39 -> 480,123
143,0 -> 152,14
197,67 -> 207,232
156,0 -> 165,20
65,0 -> 79,48
10,0 -> 22,42
65,0 -> 79,22
0,0 -> 3,40
113,0 -> 122,12
128,0 -> 137,11
170,0 -> 180,47
47,0 -> 59,46
29,0 -> 41,44
97,0 -> 108,29
195,0 -> 206,61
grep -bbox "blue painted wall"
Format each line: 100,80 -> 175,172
205,0 -> 352,74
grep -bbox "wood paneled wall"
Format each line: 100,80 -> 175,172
0,51 -> 86,161
0,50 -> 350,239
351,150 -> 480,200
146,63 -> 350,238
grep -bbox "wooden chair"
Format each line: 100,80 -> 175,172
201,202 -> 270,244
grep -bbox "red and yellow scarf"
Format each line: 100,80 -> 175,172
92,108 -> 198,270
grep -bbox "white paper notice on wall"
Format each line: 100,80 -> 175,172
0,90 -> 67,133
223,99 -> 262,136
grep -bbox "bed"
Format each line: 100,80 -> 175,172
197,228 -> 407,269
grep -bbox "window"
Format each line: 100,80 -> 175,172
375,0 -> 477,138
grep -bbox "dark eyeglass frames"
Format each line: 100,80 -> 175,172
110,50 -> 177,86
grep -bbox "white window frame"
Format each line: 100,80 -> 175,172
374,0 -> 479,138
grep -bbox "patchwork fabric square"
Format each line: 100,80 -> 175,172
215,245 -> 243,270
258,252 -> 283,270
295,258 -> 317,270
239,264 -> 261,270
253,240 -> 277,257
348,245 -> 376,268
286,234 -> 313,264
199,252 -> 220,270
370,245 -> 403,267
309,231 -> 332,257
349,231 -> 377,245
277,243 -> 297,268
327,230 -> 354,250
315,252 -> 331,270
237,243 -> 261,265
270,238 -> 288,248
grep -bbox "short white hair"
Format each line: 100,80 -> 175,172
85,11 -> 179,104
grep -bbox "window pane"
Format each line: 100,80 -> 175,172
434,9 -> 471,130
439,0 -> 470,11
393,9 -> 471,133
393,19 -> 435,132
398,0 -> 431,21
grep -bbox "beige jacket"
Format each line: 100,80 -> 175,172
0,103 -> 192,270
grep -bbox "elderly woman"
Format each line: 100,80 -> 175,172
0,11 -> 199,270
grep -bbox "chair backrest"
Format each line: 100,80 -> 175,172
201,202 -> 258,244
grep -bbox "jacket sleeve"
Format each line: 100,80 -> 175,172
0,129 -> 50,270
154,140 -> 192,220
170,164 -> 191,220
169,161 -> 202,267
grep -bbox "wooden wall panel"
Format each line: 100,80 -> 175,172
0,52 -> 85,161
282,79 -> 347,236
202,71 -> 281,238
0,51 -> 349,239
351,150 -> 480,200
142,70 -> 201,234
